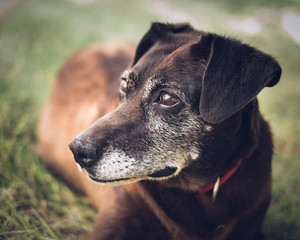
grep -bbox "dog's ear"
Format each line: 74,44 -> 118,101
132,22 -> 193,66
192,34 -> 282,124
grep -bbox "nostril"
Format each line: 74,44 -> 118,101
77,153 -> 88,163
69,139 -> 97,167
74,152 -> 95,167
77,153 -> 87,161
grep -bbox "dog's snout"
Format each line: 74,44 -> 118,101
69,138 -> 98,168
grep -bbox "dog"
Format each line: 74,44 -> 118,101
38,22 -> 282,240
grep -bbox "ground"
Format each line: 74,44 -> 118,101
0,0 -> 299,239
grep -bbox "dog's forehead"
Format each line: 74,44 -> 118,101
121,69 -> 139,93
122,34 -> 204,94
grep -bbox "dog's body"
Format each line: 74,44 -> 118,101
38,23 -> 281,240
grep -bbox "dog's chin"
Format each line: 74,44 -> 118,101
83,166 -> 180,186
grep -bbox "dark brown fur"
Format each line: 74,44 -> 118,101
38,23 -> 281,239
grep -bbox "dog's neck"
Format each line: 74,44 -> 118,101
198,158 -> 243,199
132,179 -> 232,239
131,157 -> 245,238
128,182 -> 197,240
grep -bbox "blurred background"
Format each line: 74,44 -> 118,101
0,0 -> 299,239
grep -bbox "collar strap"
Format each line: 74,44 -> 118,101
199,158 -> 243,195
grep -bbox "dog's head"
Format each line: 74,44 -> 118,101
69,23 -> 281,189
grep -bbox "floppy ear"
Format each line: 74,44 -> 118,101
194,34 -> 282,124
132,22 -> 193,66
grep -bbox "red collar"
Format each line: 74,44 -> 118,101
199,158 -> 243,194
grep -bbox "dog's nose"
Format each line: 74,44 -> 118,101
69,138 -> 98,167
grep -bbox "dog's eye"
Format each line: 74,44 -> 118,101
159,92 -> 179,106
120,79 -> 127,92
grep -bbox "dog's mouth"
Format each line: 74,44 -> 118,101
87,166 -> 178,184
89,175 -> 131,183
147,166 -> 177,178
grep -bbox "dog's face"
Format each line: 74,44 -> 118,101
69,23 -> 281,188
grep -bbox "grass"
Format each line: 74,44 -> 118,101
0,0 -> 299,239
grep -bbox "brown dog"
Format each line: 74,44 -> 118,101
38,23 -> 281,240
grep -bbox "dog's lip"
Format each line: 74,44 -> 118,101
87,167 -> 179,184
88,175 -> 130,183
147,166 -> 178,178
